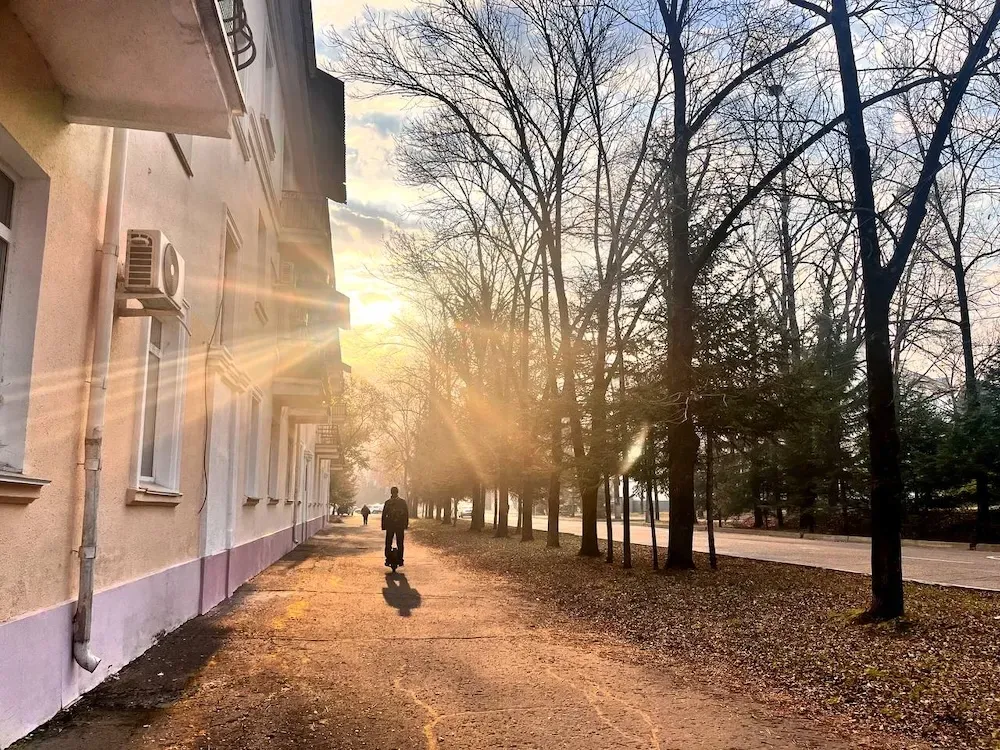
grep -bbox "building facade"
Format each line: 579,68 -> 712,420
0,1 -> 349,745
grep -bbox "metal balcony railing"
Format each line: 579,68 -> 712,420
330,402 -> 348,420
281,192 -> 331,237
218,0 -> 256,71
316,424 -> 341,447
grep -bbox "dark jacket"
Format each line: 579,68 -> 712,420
360,505 -> 370,517
381,496 -> 410,532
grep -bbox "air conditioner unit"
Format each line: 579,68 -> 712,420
123,230 -> 185,315
278,261 -> 295,286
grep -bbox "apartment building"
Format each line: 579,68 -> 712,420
0,1 -> 349,744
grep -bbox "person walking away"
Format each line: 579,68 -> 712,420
382,487 -> 409,567
360,504 -> 371,525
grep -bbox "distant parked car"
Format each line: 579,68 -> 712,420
458,501 -> 473,518
369,503 -> 384,515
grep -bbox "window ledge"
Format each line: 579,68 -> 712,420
0,472 -> 50,504
268,497 -> 281,505
245,496 -> 262,506
128,485 -> 182,507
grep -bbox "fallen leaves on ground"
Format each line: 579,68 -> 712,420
415,521 -> 1000,750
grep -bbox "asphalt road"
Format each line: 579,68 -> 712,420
503,513 -> 1000,591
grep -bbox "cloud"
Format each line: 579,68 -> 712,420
330,208 -> 388,245
330,199 -> 416,245
353,111 -> 403,138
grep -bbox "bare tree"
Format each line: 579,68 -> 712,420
793,0 -> 1000,618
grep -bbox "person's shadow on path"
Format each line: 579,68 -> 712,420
382,573 -> 422,617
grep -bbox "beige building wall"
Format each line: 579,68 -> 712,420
0,0 -> 337,624
0,7 -> 112,622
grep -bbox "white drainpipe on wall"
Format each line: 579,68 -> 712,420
73,127 -> 129,672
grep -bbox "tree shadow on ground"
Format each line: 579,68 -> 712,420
274,527 -> 373,570
382,573 -> 422,617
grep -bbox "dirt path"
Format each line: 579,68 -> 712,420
16,519 -> 866,749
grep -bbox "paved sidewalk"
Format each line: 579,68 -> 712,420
17,520 -> 868,749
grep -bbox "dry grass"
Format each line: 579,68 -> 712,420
415,520 -> 1000,750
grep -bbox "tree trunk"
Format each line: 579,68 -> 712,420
706,431 -> 718,569
955,261 -> 991,545
547,467 -> 560,547
864,287 -> 906,619
622,473 -> 632,569
496,479 -> 509,538
799,489 -> 816,533
604,474 -> 614,563
647,471 -> 659,570
666,282 -> 697,569
404,464 -> 415,518
469,482 -> 485,532
579,481 -> 601,557
521,480 -> 534,542
661,0 -> 696,571
829,0 -> 911,618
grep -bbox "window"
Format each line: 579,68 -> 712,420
245,392 -> 262,499
267,408 -> 282,501
0,169 -> 12,317
220,228 -> 240,349
264,39 -> 275,118
0,130 -> 50,477
286,428 -> 297,503
137,317 -> 188,491
255,213 -> 269,323
140,318 -> 163,480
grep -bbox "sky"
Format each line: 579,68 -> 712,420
314,0 -> 418,379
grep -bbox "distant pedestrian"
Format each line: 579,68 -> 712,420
360,504 -> 371,525
382,487 -> 409,567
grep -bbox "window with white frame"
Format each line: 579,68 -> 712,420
267,409 -> 282,501
245,391 -> 262,499
264,40 -> 275,116
137,317 -> 187,491
0,131 -> 50,476
220,226 -> 240,349
0,169 -> 12,319
255,212 -> 269,322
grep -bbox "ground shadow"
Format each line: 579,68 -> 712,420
382,573 -> 422,617
14,616 -> 233,747
274,526 -> 373,570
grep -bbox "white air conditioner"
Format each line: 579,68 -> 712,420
278,261 -> 295,286
123,230 -> 185,314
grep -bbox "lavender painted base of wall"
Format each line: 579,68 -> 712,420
0,517 -> 326,749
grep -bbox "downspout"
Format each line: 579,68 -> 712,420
292,425 -> 299,544
73,128 -> 129,672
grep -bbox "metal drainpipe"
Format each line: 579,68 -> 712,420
73,128 -> 129,672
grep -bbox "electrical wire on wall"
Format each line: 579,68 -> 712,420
199,295 -> 225,514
